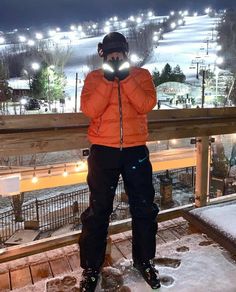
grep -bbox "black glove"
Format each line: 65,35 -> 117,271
103,59 -> 130,81
103,62 -> 115,81
116,61 -> 130,81
116,68 -> 129,80
104,70 -> 115,81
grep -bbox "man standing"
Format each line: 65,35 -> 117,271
79,32 -> 160,291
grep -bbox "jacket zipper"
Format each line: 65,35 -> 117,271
96,117 -> 102,135
117,80 -> 123,151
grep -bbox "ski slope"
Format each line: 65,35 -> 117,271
144,15 -> 220,81
63,14 -> 220,110
7,14 -> 221,111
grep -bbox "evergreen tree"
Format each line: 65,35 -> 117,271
30,63 -> 66,105
160,63 -> 172,83
152,64 -> 186,86
0,61 -> 11,112
0,80 -> 11,102
172,65 -> 186,83
152,70 -> 161,87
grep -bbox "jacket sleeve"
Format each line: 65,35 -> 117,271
120,68 -> 157,114
80,71 -> 113,118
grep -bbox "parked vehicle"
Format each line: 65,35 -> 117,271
24,98 -> 41,110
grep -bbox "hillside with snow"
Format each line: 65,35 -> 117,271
6,13 -> 221,112
63,14 -> 220,110
144,15 -> 219,80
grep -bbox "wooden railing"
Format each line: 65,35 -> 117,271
0,108 -> 236,263
1,107 -> 236,207
1,108 -> 236,156
1,107 -> 236,203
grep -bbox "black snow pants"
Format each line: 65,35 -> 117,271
79,144 -> 159,270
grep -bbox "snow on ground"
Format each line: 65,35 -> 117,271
64,14 -> 219,110
12,233 -> 236,292
6,14 -> 221,112
63,14 -> 220,110
115,234 -> 236,292
190,202 -> 236,241
8,78 -> 29,89
143,15 -> 220,81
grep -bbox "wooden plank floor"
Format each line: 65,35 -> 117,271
0,217 -> 194,291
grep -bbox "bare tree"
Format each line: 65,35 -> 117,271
39,44 -> 72,70
217,11 -> 236,73
86,54 -> 101,71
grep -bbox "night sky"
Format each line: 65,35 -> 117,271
0,0 -> 235,30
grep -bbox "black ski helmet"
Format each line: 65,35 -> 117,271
97,32 -> 129,57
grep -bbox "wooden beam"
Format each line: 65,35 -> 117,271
195,137 -> 210,207
0,148 -> 196,192
0,113 -> 89,131
1,108 -> 236,132
0,129 -> 90,156
0,206 -> 190,264
0,108 -> 236,156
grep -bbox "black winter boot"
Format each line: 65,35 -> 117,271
133,260 -> 161,289
79,268 -> 99,292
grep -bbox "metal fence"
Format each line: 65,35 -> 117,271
0,169 -> 192,243
0,179 -> 130,242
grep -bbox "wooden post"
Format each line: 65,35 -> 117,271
195,136 -> 210,207
105,236 -> 112,264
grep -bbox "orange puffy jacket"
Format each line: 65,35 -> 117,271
80,67 -> 157,148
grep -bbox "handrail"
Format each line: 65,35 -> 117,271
0,108 -> 236,262
1,108 -> 236,156
0,206 -> 188,264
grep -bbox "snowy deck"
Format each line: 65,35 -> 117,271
0,217 -> 235,291
184,201 -> 236,256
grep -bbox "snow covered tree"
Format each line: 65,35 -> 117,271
217,11 -> 236,73
228,78 -> 236,105
152,64 -> 186,86
30,63 -> 66,108
0,61 -> 12,113
152,70 -> 161,87
172,65 -> 186,83
160,63 -> 172,83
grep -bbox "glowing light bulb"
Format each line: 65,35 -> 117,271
32,174 -> 38,183
63,170 -> 68,177
63,164 -> 68,177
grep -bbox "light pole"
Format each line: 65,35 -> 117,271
214,57 -> 224,106
31,62 -> 40,71
24,62 -> 40,97
20,98 -> 27,115
0,37 -> 5,44
215,67 -> 219,102
30,62 -> 40,92
191,57 -> 204,80
201,69 -> 206,108
206,39 -> 209,56
47,65 -> 55,111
